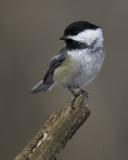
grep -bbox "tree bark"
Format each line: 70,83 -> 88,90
14,94 -> 91,160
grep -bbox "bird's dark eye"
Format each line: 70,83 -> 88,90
64,29 -> 79,36
72,31 -> 79,35
74,31 -> 78,34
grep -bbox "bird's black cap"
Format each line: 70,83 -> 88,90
64,21 -> 100,36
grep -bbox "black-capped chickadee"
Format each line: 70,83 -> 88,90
31,21 -> 105,109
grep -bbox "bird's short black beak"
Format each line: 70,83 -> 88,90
59,35 -> 67,40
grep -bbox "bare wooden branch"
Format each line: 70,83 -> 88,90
14,94 -> 91,160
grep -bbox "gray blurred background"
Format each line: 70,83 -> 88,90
0,0 -> 128,160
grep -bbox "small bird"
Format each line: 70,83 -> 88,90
31,21 -> 105,109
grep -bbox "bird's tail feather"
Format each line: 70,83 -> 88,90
30,80 -> 55,93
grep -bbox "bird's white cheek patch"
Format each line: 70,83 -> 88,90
68,28 -> 103,45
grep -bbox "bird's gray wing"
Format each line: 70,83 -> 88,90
43,46 -> 66,85
31,47 -> 66,93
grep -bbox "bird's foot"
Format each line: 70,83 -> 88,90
70,89 -> 89,109
79,89 -> 89,99
70,93 -> 79,110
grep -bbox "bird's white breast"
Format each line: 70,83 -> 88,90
67,48 -> 104,88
